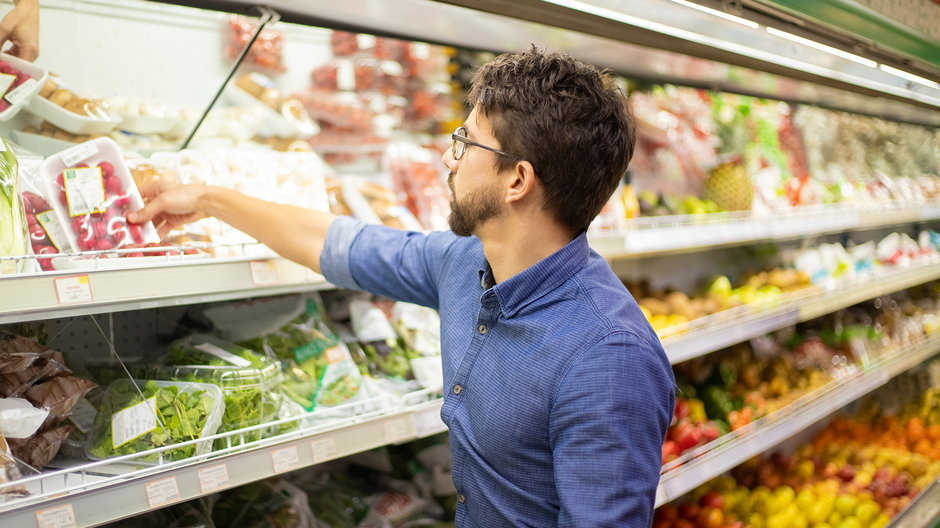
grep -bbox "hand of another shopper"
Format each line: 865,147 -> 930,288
0,0 -> 39,61
130,182 -> 209,239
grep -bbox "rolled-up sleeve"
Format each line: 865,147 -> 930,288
319,215 -> 456,309
550,333 -> 675,527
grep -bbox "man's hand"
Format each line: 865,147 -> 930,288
128,182 -> 336,273
130,182 -> 209,239
0,0 -> 39,61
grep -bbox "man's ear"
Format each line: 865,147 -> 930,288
504,160 -> 537,204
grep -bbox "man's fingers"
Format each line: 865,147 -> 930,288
127,195 -> 164,225
15,43 -> 37,61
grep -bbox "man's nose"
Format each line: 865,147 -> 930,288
442,147 -> 457,171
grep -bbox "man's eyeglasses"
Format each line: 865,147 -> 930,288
451,126 -> 516,161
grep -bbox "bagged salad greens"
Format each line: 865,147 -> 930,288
86,379 -> 222,462
349,299 -> 415,381
140,334 -> 283,448
239,298 -> 363,412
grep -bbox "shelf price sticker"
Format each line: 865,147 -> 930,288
35,504 -> 77,528
144,476 -> 181,509
384,418 -> 409,443
197,464 -> 231,494
413,408 -> 446,437
271,446 -> 300,474
54,275 -> 93,305
111,397 -> 158,448
310,437 -> 337,464
249,260 -> 279,285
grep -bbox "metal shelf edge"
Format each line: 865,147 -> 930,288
0,400 -> 446,527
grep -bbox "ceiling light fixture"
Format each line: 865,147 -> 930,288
879,64 -> 940,90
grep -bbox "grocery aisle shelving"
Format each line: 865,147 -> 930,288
663,261 -> 940,363
655,333 -> 940,507
0,256 -> 331,325
591,203 -> 940,259
0,393 -> 446,527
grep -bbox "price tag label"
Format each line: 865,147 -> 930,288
145,476 -> 181,508
310,437 -> 337,464
197,464 -> 230,494
35,504 -> 77,528
36,210 -> 68,252
413,408 -> 446,437
60,142 -> 100,168
5,78 -> 37,105
384,418 -> 408,443
249,260 -> 279,285
64,167 -> 106,217
111,396 -> 158,448
54,275 -> 93,305
271,446 -> 300,474
0,73 -> 14,99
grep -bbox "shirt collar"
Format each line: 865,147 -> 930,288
478,232 -> 589,318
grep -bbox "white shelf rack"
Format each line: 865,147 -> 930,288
662,261 -> 940,363
591,203 -> 940,259
0,256 -> 333,325
0,391 -> 446,527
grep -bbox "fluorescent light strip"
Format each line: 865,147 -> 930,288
667,0 -> 759,29
765,27 -> 877,68
879,64 -> 940,90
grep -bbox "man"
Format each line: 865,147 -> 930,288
130,47 -> 675,527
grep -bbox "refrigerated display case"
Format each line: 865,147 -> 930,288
0,1 -> 938,527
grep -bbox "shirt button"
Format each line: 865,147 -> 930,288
458,494 -> 466,504
478,324 -> 488,335
453,384 -> 463,395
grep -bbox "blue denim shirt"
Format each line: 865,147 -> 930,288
321,216 -> 675,527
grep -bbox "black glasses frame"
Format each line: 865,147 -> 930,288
451,126 -> 516,160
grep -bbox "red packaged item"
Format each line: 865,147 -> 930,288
385,142 -> 451,231
18,163 -> 63,271
40,138 -> 159,254
224,15 -> 285,73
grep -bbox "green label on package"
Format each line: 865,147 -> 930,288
292,335 -> 338,364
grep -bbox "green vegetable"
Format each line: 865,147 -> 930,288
0,139 -> 27,275
88,379 -> 217,462
238,300 -> 363,411
150,336 -> 283,448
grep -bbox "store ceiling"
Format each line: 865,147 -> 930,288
162,0 -> 940,126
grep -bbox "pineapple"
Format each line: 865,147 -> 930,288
704,160 -> 753,211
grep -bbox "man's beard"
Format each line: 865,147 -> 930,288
447,173 -> 502,237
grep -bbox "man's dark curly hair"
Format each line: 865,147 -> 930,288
467,46 -> 635,233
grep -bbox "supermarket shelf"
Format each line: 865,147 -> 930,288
0,393 -> 446,528
591,203 -> 940,259
662,261 -> 940,364
0,256 -> 333,325
887,478 -> 940,528
655,333 -> 940,507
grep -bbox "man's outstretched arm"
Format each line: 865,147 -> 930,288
128,183 -> 336,273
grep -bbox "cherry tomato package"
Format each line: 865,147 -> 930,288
40,138 -> 159,253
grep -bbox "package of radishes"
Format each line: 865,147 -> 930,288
40,137 -> 159,253
19,160 -> 63,271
